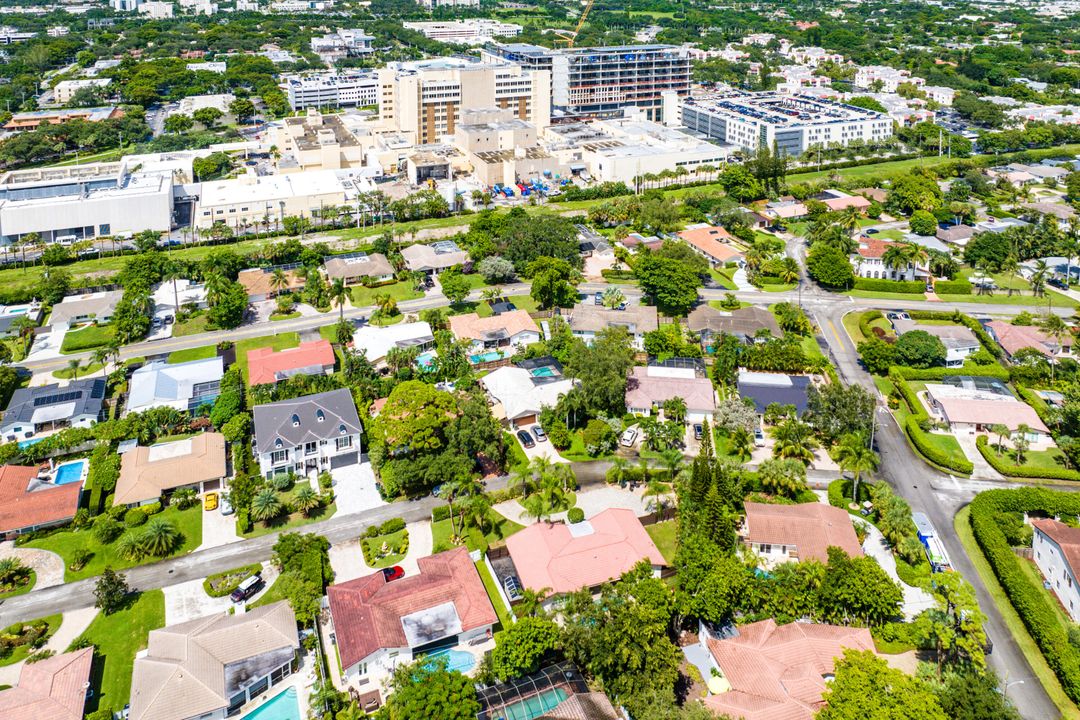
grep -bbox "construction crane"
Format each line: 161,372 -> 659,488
554,0 -> 595,47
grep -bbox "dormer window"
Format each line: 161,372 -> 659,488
275,438 -> 283,449
291,414 -> 300,427
339,424 -> 347,435
316,410 -> 325,422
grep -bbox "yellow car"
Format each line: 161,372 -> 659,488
203,492 -> 219,512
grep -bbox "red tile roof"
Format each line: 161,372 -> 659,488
1033,518 -> 1080,574
704,619 -> 877,720
986,320 -> 1072,358
855,238 -> 899,259
505,508 -> 666,595
327,547 -> 497,670
743,502 -> 863,563
247,340 -> 335,386
678,226 -> 742,263
0,647 -> 93,720
0,465 -> 81,535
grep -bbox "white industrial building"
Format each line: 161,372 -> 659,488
282,72 -> 379,110
403,19 -> 521,45
416,0 -> 478,8
680,91 -> 893,156
53,78 -> 111,104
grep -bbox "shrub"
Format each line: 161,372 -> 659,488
934,279 -> 972,295
92,515 -> 123,544
976,435 -> 1080,481
69,548 -> 92,572
124,508 -> 147,527
857,310 -> 884,341
379,517 -> 406,535
891,365 -> 1010,381
567,507 -> 585,523
203,563 -> 262,597
889,370 -> 974,474
142,502 -> 162,516
271,472 -> 294,492
236,510 -> 251,535
853,278 -> 925,294
546,419 -> 571,450
72,508 -> 91,529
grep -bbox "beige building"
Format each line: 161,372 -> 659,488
454,109 -> 562,186
194,168 -> 363,230
115,433 -> 228,506
271,110 -> 367,173
377,57 -> 550,145
53,78 -> 111,104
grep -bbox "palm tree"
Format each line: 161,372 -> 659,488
91,347 -> 110,376
658,447 -> 684,483
269,268 -> 289,297
115,533 -> 146,562
162,260 -> 183,312
517,587 -> 551,618
778,257 -> 800,284
1030,260 -> 1049,298
990,423 -> 1010,454
643,478 -> 672,520
836,206 -> 862,239
330,278 -> 348,321
770,417 -> 818,464
204,270 -> 230,307
608,457 -> 630,487
373,293 -> 397,320
464,492 -> 492,535
251,488 -> 284,523
730,427 -> 753,460
834,432 -> 879,503
481,287 -> 501,304
294,486 -> 321,517
1039,313 -> 1070,383
65,358 -> 81,380
0,557 -> 30,588
602,286 -> 626,309
441,475 -> 475,537
139,518 -> 180,557
1013,425 -> 1031,464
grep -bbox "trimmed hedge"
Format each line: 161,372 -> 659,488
853,278 -> 925,294
970,488 -> 1080,703
203,564 -> 262,598
1016,386 -> 1057,429
934,279 -> 972,295
975,435 -> 1080,481
892,365 -> 1010,381
858,310 -> 884,342
905,309 -> 1002,359
888,370 -> 974,474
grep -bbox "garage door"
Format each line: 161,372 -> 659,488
330,452 -> 359,469
515,415 -> 537,428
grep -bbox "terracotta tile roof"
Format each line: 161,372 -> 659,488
237,267 -> 305,298
704,619 -> 877,720
678,226 -> 742,262
624,365 -> 717,414
505,508 -> 666,595
0,464 -> 81,535
986,320 -> 1071,358
1032,518 -> 1080,575
0,647 -> 92,720
855,238 -> 899,259
248,339 -> 336,386
114,434 -> 227,506
932,396 -> 1048,433
823,195 -> 871,212
743,502 -> 863,563
327,547 -> 497,670
448,310 -> 539,342
537,692 -> 620,719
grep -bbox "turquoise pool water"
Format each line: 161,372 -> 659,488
17,437 -> 43,450
416,350 -> 437,369
424,646 -> 476,673
243,687 -> 300,720
529,366 -> 557,378
53,459 -> 87,486
494,687 -> 569,720
469,350 -> 505,364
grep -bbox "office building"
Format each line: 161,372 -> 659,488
853,65 -> 925,94
194,168 -> 367,230
681,91 -> 893,156
53,78 -> 111,104
4,106 -> 123,131
416,0 -> 479,8
0,27 -> 35,43
483,43 -> 690,121
282,72 -> 378,110
377,57 -> 550,144
310,28 -> 375,64
403,19 -> 521,45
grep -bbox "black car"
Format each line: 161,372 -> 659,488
516,429 -> 535,449
230,574 -> 264,603
1050,277 -> 1069,290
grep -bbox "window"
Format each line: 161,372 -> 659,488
305,441 -> 317,456
317,409 -> 325,422
760,543 -> 771,554
336,436 -> 353,451
271,450 -> 288,465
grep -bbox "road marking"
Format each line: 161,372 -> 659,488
826,319 -> 845,347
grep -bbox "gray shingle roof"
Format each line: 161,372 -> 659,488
253,388 -> 362,455
2,379 -> 106,428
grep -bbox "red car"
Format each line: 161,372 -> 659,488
382,566 -> 405,582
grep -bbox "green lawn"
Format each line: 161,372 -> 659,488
955,506 -> 1080,720
988,445 -> 1073,472
76,589 -> 165,715
248,574 -> 289,611
504,294 -> 539,314
0,569 -> 35,600
709,268 -> 738,290
645,520 -> 678,564
873,229 -> 906,241
369,311 -> 405,326
172,314 -> 210,337
841,312 -> 867,344
937,291 -> 1079,308
431,510 -> 525,554
557,429 -> 616,462
60,324 -> 116,354
787,154 -> 962,184
845,289 -> 928,302
235,332 -> 300,384
449,300 -> 492,318
167,345 -> 217,364
475,560 -> 513,630
0,613 -> 61,667
240,499 -> 336,539
350,281 -> 423,308
707,300 -> 751,312
54,362 -> 104,379
759,281 -> 798,292
799,333 -> 826,360
362,529 -> 408,569
504,431 -> 529,474
922,431 -> 967,465
270,311 -> 301,321
25,505 -> 202,581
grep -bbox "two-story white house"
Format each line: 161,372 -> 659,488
1033,518 -> 1080,622
253,388 -> 363,479
567,303 -> 659,351
850,238 -> 931,282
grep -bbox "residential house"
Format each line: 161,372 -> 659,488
974,217 -> 1031,234
129,602 -> 300,720
817,189 -> 871,213
49,290 -> 123,326
114,433 -> 228,507
567,303 -> 659,350
253,388 -> 363,478
152,279 -> 208,315
985,320 -> 1073,361
1020,256 -> 1080,283
703,619 -> 882,720
126,357 -> 224,415
0,302 -> 42,338
352,321 -> 435,366
0,647 -> 93,720
850,238 -> 930,281
763,199 -> 809,222
322,252 -> 396,286
248,340 -> 336,387
677,225 -> 744,268
237,266 -> 306,302
741,502 -> 863,568
924,382 -> 1050,442
736,371 -> 812,417
687,305 -> 781,347
1021,202 -> 1076,231
0,464 -> 83,538
504,508 -> 666,603
448,310 -> 540,359
327,547 -> 497,688
479,362 -> 576,428
936,224 -> 975,246
400,240 -> 468,274
619,232 -> 663,252
891,318 -> 981,367
1032,518 -> 1080,622
1,379 -> 106,441
625,365 -> 717,423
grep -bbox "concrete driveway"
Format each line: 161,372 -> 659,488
493,485 -> 650,525
518,430 -> 564,463
330,461 -> 387,516
199,500 -> 241,551
953,431 -> 1003,480
859,519 -> 937,620
328,539 -> 368,584
0,542 -> 65,589
164,577 -> 234,625
26,322 -> 68,361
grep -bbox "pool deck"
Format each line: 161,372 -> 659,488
237,652 -> 318,719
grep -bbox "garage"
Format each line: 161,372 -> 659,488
514,414 -> 537,428
330,452 -> 359,469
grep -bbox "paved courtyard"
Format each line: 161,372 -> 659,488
493,484 -> 651,525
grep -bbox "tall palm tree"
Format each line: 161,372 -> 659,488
464,492 -> 492,535
658,447 -> 684,483
204,270 -> 230,307
91,347 -> 110,376
778,257 -> 800,284
608,457 -> 630,487
330,278 -> 348,322
66,358 -> 81,381
1013,425 -> 1031,464
643,478 -> 672,520
1039,313 -> 1070,383
990,423 -> 1010,454
770,417 -> 818,464
1030,260 -> 1049,298
836,206 -> 862,240
162,260 -> 183,313
834,432 -> 878,502
730,427 -> 753,460
269,268 -> 289,297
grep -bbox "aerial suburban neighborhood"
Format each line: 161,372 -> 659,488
1,1 -> 1080,720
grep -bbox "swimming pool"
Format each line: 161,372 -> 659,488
494,687 -> 569,720
7,308 -> 27,314
469,350 -> 506,364
424,646 -> 476,674
416,350 -> 437,369
242,687 -> 301,720
529,366 -> 558,378
17,437 -> 43,450
53,459 -> 87,486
